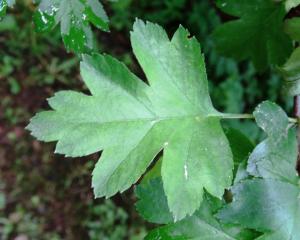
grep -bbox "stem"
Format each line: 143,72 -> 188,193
294,96 -> 300,117
221,113 -> 254,119
220,113 -> 298,123
294,96 -> 300,174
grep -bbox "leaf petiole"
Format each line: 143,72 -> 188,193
219,113 -> 298,123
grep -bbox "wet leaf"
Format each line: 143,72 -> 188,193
27,20 -> 233,220
212,0 -> 293,71
33,0 -> 109,53
247,101 -> 298,184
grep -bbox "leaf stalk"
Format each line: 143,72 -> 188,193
220,113 -> 298,123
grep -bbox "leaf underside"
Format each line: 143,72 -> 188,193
27,19 -> 233,220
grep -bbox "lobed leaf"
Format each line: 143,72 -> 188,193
247,101 -> 298,184
33,0 -> 109,53
217,179 -> 300,240
213,0 -> 293,71
27,20 -> 234,220
218,101 -> 300,240
145,195 -> 257,240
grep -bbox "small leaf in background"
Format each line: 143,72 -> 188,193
247,101 -> 298,184
285,0 -> 300,11
224,128 -> 254,183
0,0 -> 14,19
278,17 -> 300,96
0,14 -> 17,31
0,0 -> 7,19
212,0 -> 293,71
284,17 -> 300,41
224,128 -> 254,167
279,47 -> 300,96
281,18 -> 300,95
8,77 -> 21,95
140,158 -> 162,185
33,0 -> 109,53
217,179 -> 300,240
135,177 -> 173,224
27,20 -> 234,220
213,75 -> 244,114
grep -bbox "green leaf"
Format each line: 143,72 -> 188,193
280,16 -> 300,96
218,102 -> 299,239
279,47 -> 300,96
217,178 -> 300,240
224,128 -> 254,183
222,225 -> 261,240
135,177 -> 173,224
27,20 -> 233,220
0,1 -> 7,19
0,14 -> 17,32
284,17 -> 300,41
145,196 -> 240,240
141,158 -> 162,184
33,0 -> 109,53
224,128 -> 254,166
213,0 -> 293,71
0,0 -> 14,19
247,101 -> 298,184
285,0 -> 300,11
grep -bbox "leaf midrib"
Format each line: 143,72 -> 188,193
57,112 -> 222,126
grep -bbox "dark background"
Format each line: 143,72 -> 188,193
0,0 -> 294,239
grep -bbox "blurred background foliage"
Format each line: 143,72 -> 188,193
0,0 -> 294,239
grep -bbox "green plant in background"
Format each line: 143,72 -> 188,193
2,0 -> 300,239
84,199 -> 128,240
212,0 -> 293,72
